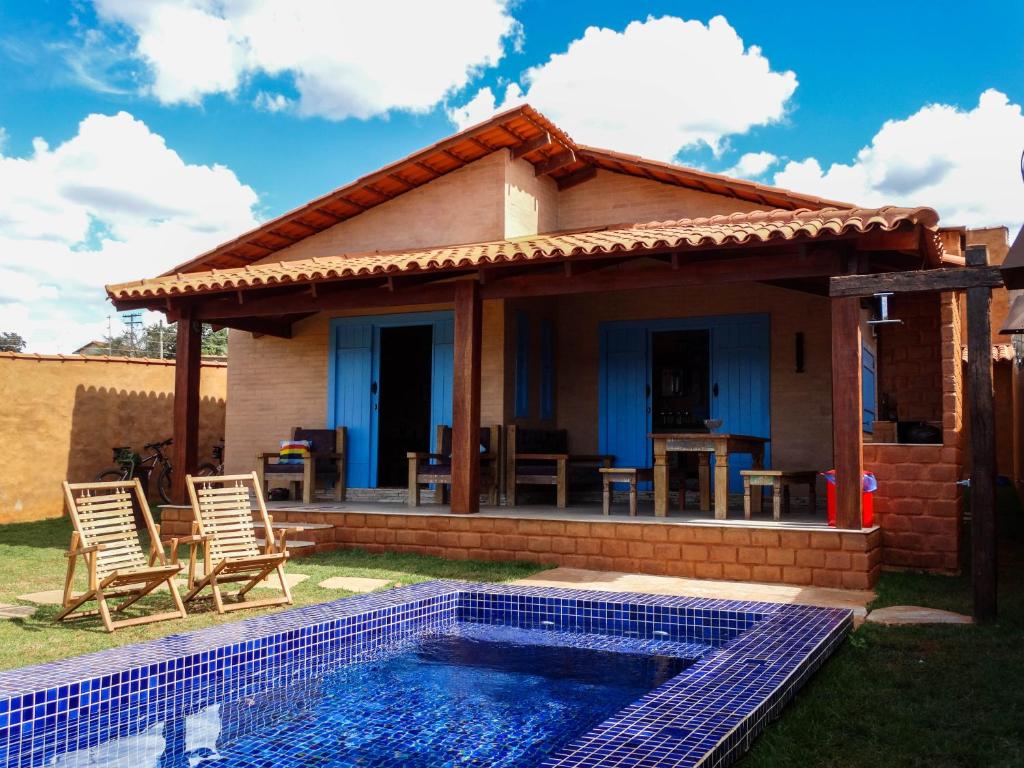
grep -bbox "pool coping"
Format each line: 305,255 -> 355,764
0,581 -> 851,768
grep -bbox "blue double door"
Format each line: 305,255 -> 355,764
599,314 -> 771,492
329,312 -> 454,489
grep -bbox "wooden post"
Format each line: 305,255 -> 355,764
170,312 -> 202,504
451,280 -> 482,514
831,296 -> 864,529
966,244 -> 997,622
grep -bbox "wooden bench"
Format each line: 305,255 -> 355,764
740,469 -> 818,521
599,467 -> 653,517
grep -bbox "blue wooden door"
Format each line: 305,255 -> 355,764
862,344 -> 876,433
710,316 -> 771,491
332,323 -> 374,489
431,318 -> 454,451
600,325 -> 650,470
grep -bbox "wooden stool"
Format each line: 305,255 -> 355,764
740,470 -> 818,521
600,467 -> 653,517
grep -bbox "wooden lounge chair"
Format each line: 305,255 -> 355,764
505,426 -> 613,508
181,472 -> 297,614
407,425 -> 502,507
58,479 -> 186,633
256,426 -> 347,504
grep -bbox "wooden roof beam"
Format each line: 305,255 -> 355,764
511,132 -> 553,159
534,149 -> 577,177
556,165 -> 597,190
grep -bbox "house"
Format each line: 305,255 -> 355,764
107,105 -> 973,590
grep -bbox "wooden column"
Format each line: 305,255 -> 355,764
170,312 -> 202,504
450,280 -> 482,514
830,296 -> 864,529
966,245 -> 997,622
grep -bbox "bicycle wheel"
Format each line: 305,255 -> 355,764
196,462 -> 220,477
96,468 -> 127,482
157,466 -> 174,505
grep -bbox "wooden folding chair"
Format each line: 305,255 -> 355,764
181,472 -> 296,614
58,479 -> 186,633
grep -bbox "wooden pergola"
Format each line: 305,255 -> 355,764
831,239 -> 1014,623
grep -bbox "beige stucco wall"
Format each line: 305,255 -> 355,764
553,283 -> 834,468
556,169 -> 762,230
0,355 -> 225,523
504,153 -> 559,238
266,151 -> 508,263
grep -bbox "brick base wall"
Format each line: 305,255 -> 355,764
160,509 -> 882,589
864,444 -> 962,572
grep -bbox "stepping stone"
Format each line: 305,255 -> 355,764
254,573 -> 309,591
866,605 -> 973,626
318,577 -> 390,593
17,590 -> 65,606
0,604 -> 36,619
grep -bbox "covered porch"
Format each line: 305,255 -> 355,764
110,205 -> 947,589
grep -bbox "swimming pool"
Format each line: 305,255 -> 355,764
0,582 -> 850,767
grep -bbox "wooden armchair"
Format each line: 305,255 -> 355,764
58,479 -> 187,632
408,425 -> 502,507
255,426 -> 346,503
505,425 -> 612,508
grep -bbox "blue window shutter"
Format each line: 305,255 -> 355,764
540,319 -> 554,421
862,345 -> 877,433
515,312 -> 530,418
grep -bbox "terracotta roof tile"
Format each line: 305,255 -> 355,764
960,343 -> 1015,363
108,205 -> 941,302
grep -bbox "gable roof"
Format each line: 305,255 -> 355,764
110,205 -> 938,303
167,104 -> 851,277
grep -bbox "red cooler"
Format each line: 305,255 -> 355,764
822,470 -> 876,527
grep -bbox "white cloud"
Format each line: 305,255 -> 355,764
0,112 -> 259,353
774,89 -> 1024,229
724,151 -> 779,179
448,15 -> 797,160
253,91 -> 293,113
91,0 -> 521,120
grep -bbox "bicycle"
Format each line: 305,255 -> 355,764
96,438 -> 217,504
197,439 -> 225,477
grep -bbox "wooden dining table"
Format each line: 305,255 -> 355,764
650,432 -> 769,519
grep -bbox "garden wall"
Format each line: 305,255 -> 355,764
0,353 -> 226,523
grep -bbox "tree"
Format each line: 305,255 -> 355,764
101,321 -> 228,359
0,332 -> 26,352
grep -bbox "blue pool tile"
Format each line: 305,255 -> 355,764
0,581 -> 849,768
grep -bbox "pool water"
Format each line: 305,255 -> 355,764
135,627 -> 694,768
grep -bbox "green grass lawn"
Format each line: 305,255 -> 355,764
0,516 -> 545,669
1,493 -> 1021,767
742,487 -> 1024,768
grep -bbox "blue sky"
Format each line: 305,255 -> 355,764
0,0 -> 1022,351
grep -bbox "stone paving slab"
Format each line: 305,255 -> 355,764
513,567 -> 875,623
318,576 -> 391,593
0,604 -> 36,619
17,590 -> 64,606
254,573 -> 309,591
866,605 -> 973,626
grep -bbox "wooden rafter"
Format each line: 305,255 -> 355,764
511,132 -> 553,159
534,149 -> 576,177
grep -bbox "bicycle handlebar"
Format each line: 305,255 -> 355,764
144,438 -> 174,450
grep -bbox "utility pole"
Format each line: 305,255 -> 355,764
158,320 -> 164,359
123,312 -> 143,357
106,316 -> 113,355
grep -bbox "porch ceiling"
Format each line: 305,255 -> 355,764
108,205 -> 942,308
